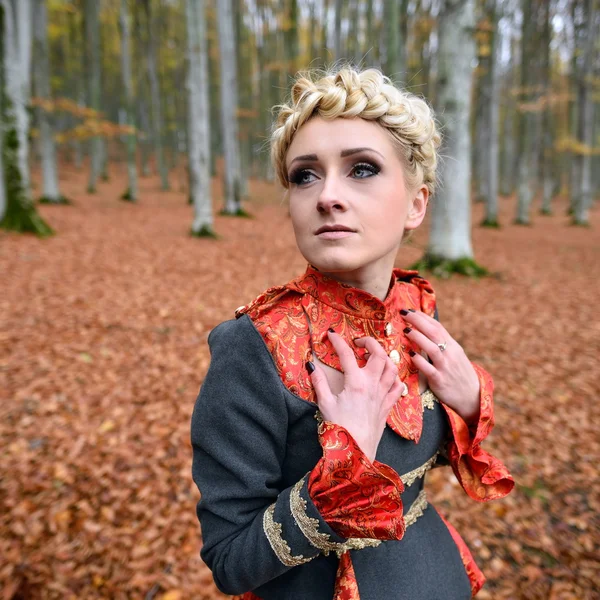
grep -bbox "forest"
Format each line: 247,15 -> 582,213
1,0 -> 599,598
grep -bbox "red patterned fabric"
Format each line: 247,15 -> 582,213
308,421 -> 406,540
333,551 -> 360,600
239,265 -> 437,442
441,363 -> 515,501
435,509 -> 486,597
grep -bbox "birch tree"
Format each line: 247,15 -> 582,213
481,0 -> 501,226
33,0 -> 66,204
186,0 -> 214,236
571,0 -> 597,225
85,0 -> 101,193
217,0 -> 244,215
143,0 -> 169,191
419,0 -> 486,276
539,0 -> 555,215
514,0 -> 539,225
0,0 -> 52,235
333,0 -> 343,61
119,0 -> 138,202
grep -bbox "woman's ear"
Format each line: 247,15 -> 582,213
404,185 -> 429,231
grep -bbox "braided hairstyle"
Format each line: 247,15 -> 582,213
270,66 -> 441,197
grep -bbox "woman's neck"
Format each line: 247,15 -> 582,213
319,268 -> 394,301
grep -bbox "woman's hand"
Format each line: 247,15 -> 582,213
401,309 -> 481,424
307,331 -> 405,462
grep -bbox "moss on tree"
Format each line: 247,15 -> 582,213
218,207 -> 253,218
39,195 -> 72,205
190,224 -> 218,239
480,218 -> 500,228
120,189 -> 136,202
410,254 -> 489,279
1,114 -> 53,237
513,217 -> 532,226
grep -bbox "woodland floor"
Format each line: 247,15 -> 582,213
1,163 -> 599,600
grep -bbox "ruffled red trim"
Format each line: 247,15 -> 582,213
308,422 -> 405,540
442,363 -> 514,501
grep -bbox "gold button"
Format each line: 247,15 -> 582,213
389,349 -> 400,364
385,323 -> 393,336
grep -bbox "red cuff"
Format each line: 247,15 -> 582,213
307,422 -> 405,540
442,363 -> 514,501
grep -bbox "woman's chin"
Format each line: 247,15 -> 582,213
302,252 -> 365,275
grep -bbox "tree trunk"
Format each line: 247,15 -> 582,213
84,0 -> 101,193
539,0 -> 554,215
384,0 -> 400,80
514,0 -> 539,225
572,0 -> 597,225
333,0 -> 343,61
236,0 -> 251,198
119,0 -> 138,202
217,0 -> 243,214
143,0 -> 169,190
482,0 -> 500,226
32,0 -> 64,204
422,0 -> 485,276
500,35 -> 517,196
384,0 -> 408,82
0,0 -> 52,235
186,0 -> 214,236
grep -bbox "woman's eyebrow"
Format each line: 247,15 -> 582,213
289,147 -> 384,166
340,147 -> 385,159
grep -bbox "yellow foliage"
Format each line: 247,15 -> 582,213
55,120 -> 136,143
479,44 -> 491,58
555,137 -> 600,156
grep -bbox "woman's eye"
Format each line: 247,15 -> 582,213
288,169 -> 317,186
351,162 -> 380,179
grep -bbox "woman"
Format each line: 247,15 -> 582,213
191,66 -> 514,600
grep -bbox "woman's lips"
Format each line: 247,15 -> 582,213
316,230 -> 355,240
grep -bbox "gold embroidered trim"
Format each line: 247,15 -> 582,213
400,452 -> 439,487
421,389 -> 439,410
290,477 -> 429,558
263,503 -> 313,567
404,489 -> 428,527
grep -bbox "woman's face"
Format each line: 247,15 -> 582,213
286,116 -> 428,286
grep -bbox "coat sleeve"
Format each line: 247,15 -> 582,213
441,362 -> 515,501
191,317 -> 408,595
191,317 -> 349,595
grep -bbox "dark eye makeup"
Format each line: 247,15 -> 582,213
286,160 -> 381,186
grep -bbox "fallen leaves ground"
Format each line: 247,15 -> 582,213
1,165 -> 598,599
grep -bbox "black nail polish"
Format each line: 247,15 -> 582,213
403,327 -> 412,334
409,350 -> 416,357
400,309 -> 409,316
408,309 -> 416,313
328,328 -> 335,333
305,361 -> 315,374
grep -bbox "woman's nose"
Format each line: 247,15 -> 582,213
316,177 -> 347,213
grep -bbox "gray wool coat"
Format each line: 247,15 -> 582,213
191,314 -> 473,599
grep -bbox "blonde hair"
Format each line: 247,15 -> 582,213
270,65 -> 441,196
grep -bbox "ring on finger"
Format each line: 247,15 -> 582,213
437,341 -> 447,352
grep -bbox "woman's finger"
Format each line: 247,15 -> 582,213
402,310 -> 451,348
379,357 -> 399,392
306,361 -> 335,406
355,337 -> 388,378
404,326 -> 447,366
383,377 -> 404,413
327,331 -> 360,378
409,350 -> 437,381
